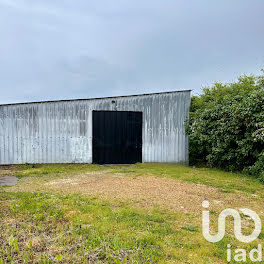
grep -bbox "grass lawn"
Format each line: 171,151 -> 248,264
0,163 -> 264,263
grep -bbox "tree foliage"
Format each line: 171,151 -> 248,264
187,73 -> 264,180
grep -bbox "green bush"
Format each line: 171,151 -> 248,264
187,73 -> 264,178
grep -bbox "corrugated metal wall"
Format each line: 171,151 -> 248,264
0,91 -> 191,164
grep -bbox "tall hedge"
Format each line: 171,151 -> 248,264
187,74 -> 264,180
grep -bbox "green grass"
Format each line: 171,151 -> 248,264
2,190 -> 252,264
13,164 -> 101,179
0,191 -> 208,263
110,163 -> 263,194
181,225 -> 198,232
11,163 -> 263,195
1,163 -> 264,263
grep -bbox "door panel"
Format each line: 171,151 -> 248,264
92,111 -> 142,164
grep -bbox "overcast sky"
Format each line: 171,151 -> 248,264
0,0 -> 263,104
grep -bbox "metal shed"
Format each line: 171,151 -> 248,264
0,90 -> 191,165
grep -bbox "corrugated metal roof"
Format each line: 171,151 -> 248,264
0,90 -> 191,106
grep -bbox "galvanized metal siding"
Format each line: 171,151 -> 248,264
0,91 -> 190,164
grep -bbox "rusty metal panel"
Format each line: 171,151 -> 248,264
0,91 -> 191,164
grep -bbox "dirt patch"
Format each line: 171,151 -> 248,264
8,172 -> 263,214
0,176 -> 18,186
44,175 -> 215,213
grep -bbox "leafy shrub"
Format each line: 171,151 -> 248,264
187,73 -> 264,178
